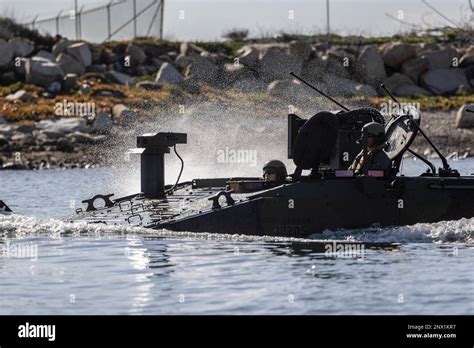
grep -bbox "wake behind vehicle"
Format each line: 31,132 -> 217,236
68,73 -> 474,238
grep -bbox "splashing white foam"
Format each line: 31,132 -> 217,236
0,214 -> 304,242
311,218 -> 474,244
1,214 -> 472,245
0,214 -> 148,239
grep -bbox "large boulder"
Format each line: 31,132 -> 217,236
11,132 -> 35,147
0,39 -> 13,68
420,68 -> 470,95
25,57 -> 64,86
220,63 -> 254,86
235,45 -> 260,69
0,125 -> 13,137
258,47 -> 303,81
289,41 -> 313,62
323,54 -> 351,79
112,104 -> 138,124
106,70 -> 133,85
52,39 -> 70,56
36,50 -> 55,61
56,53 -> 85,75
267,79 -> 310,99
302,54 -> 350,82
66,42 -> 92,67
455,104 -> 474,128
155,62 -> 183,84
36,118 -> 87,134
62,73 -> 78,92
179,42 -> 207,57
465,65 -> 474,87
184,56 -> 220,84
200,51 -> 226,65
5,90 -> 33,102
35,130 -> 64,145
422,48 -> 459,69
47,81 -> 62,94
125,44 -> 147,65
394,84 -> 432,97
382,42 -> 417,69
401,57 -> 429,83
323,75 -> 378,97
460,46 -> 474,68
302,57 -> 326,81
419,42 -> 440,53
90,44 -> 104,64
1,71 -> 17,85
16,124 -> 35,133
356,47 -> 386,87
92,111 -> 113,134
13,57 -> 27,76
382,73 -> 414,93
56,137 -> 75,152
381,73 -> 431,97
174,54 -> 192,69
8,37 -> 34,57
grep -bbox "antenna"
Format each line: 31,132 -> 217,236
290,72 -> 350,111
380,83 -> 401,121
380,83 -> 400,104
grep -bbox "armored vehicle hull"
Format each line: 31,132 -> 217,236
68,74 -> 474,238
69,174 -> 474,238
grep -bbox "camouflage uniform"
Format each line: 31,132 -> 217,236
349,144 -> 392,173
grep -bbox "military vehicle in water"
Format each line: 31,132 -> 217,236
68,73 -> 474,238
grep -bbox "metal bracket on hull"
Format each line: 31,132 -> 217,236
208,191 -> 235,210
82,194 -> 115,212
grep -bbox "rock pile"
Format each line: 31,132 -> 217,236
1,35 -> 473,98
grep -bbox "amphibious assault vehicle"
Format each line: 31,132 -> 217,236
67,73 -> 474,238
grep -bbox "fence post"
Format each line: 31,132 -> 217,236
78,5 -> 85,40
107,1 -> 113,41
55,10 -> 63,36
74,0 -> 78,40
160,0 -> 165,39
32,15 -> 38,30
326,0 -> 330,47
133,0 -> 137,38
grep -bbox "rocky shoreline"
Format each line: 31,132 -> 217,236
1,107 -> 472,171
1,19 -> 474,170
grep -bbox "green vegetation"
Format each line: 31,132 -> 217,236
3,78 -> 472,124
193,41 -> 245,56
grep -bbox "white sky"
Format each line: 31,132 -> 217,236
0,0 -> 472,41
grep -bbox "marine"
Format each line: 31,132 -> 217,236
349,122 -> 392,174
262,159 -> 287,183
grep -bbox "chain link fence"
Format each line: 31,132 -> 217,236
23,0 -> 164,42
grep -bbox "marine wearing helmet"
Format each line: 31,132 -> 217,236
263,160 -> 287,183
349,122 -> 392,173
